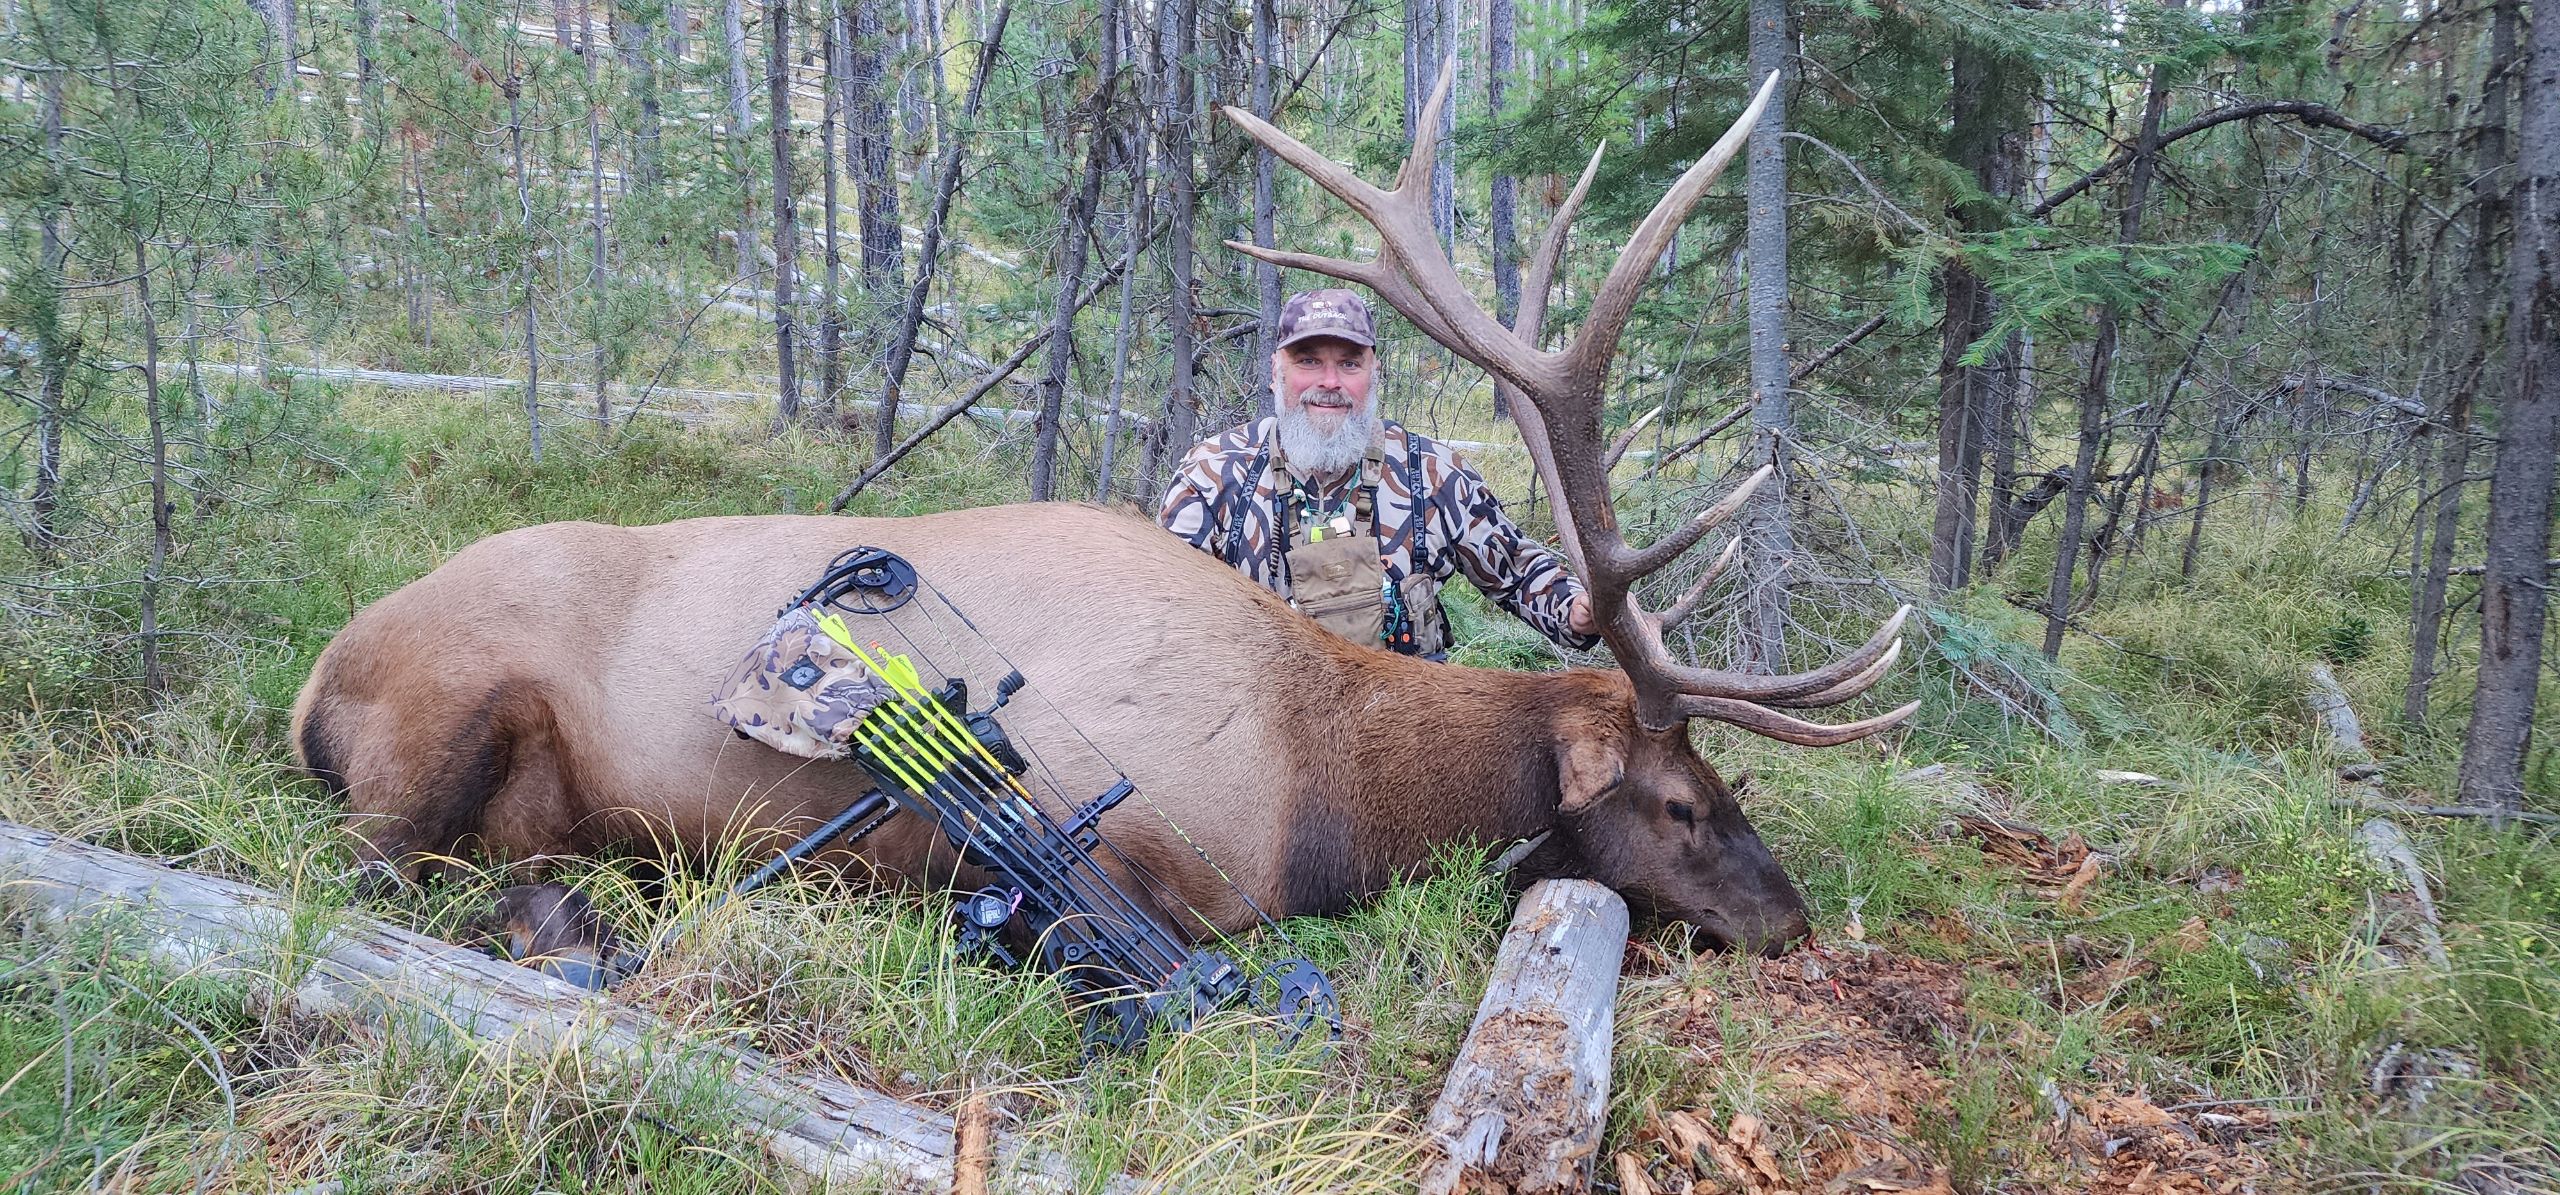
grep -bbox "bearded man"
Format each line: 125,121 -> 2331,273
1158,288 -> 1598,658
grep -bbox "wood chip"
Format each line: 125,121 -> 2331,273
2058,853 -> 2103,914
1617,1151 -> 1658,1195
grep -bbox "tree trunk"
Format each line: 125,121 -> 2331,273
1740,0 -> 1795,672
819,1 -> 845,420
135,236 -> 172,699
1976,332 -> 2027,571
850,0 -> 908,450
2456,0 -> 2558,820
1028,0 -> 1120,500
2409,0 -> 2518,726
586,2 -> 613,428
1488,0 -> 1517,421
27,66 -> 68,556
1430,0 -> 1455,255
2042,43 -> 2169,659
723,0 -> 759,287
354,0 -> 382,129
1248,0 -> 1279,416
1926,39 -> 2020,592
873,2 -> 1015,461
768,0 -> 801,430
1095,12 -> 1157,503
615,0 -> 664,193
1139,0 -> 1197,502
509,74 -> 544,461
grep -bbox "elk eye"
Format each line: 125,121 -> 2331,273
1666,801 -> 1695,826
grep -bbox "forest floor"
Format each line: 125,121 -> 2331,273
1,373 -> 2554,1194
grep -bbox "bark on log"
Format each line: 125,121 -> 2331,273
0,821 -> 1117,1194
1417,879 -> 1630,1195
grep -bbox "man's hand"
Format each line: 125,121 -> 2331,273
1568,593 -> 1597,637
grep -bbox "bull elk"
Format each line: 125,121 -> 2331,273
292,65 -> 1912,957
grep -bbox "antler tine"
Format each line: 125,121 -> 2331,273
1677,696 -> 1920,747
1653,537 -> 1740,633
1604,404 -> 1664,470
1627,604 -> 1912,716
1224,239 -> 1473,353
1394,56 -> 1458,198
1758,640 -> 1902,708
1517,142 -> 1606,343
1484,143 -> 1597,468
1565,71 -> 1780,387
1219,102 -> 1395,232
1620,463 -> 1771,582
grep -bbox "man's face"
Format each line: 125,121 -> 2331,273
1274,338 -> 1376,433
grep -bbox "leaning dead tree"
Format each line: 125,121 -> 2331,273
0,821 -> 1116,1194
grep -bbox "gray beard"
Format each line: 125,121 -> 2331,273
1275,389 -> 1381,478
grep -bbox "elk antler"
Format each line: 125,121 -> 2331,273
1222,60 -> 1917,741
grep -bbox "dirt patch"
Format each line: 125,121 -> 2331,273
1629,946 -> 2277,1194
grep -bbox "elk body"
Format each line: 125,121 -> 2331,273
293,64 -> 1912,956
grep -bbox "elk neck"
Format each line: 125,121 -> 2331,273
1265,641 -> 1634,916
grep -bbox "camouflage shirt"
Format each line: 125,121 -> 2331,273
1158,417 -> 1598,652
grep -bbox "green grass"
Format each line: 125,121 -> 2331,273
3,361 -> 2555,1192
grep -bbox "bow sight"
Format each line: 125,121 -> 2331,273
715,546 -> 1340,1052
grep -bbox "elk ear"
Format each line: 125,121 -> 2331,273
1556,735 -> 1628,815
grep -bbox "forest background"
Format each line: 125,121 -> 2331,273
0,0 -> 2554,1190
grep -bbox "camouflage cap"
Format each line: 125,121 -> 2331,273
1273,288 -> 1378,351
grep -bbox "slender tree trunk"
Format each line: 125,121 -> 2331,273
768,0 -> 801,429
2043,43 -> 2169,659
1095,11 -> 1157,502
2178,409 -> 2225,581
1489,0 -> 1517,420
265,0 -> 299,100
666,0 -> 689,61
2456,0 -> 2559,819
1926,39 -> 2019,592
723,0 -> 759,287
27,66 -> 68,556
1249,0 -> 1279,416
406,141 -> 432,347
1979,331 -> 2029,570
1739,0 -> 1796,672
819,0 -> 845,420
586,3 -> 613,428
851,0 -> 909,449
616,0 -> 664,193
354,0 -> 382,130
1430,0 -> 1455,254
1029,0 -> 1121,500
135,235 -> 172,699
1140,0 -> 1198,502
2410,0 -> 2518,726
873,2 -> 1015,459
509,75 -> 545,461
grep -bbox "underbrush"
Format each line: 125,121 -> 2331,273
2,378 -> 2554,1193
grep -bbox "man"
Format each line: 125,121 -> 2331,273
1159,288 -> 1599,658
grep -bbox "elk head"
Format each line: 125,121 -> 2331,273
1225,62 -> 1916,953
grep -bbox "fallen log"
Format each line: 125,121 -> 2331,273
0,820 -> 1118,1194
1417,878 -> 1631,1195
2302,666 -> 2450,969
